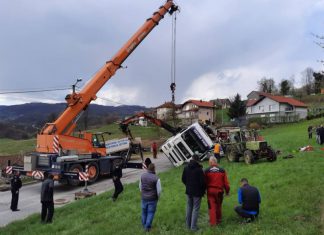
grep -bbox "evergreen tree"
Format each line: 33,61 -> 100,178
227,94 -> 246,119
280,79 -> 290,95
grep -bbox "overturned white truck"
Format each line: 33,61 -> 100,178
161,122 -> 214,167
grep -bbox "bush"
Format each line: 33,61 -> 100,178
249,122 -> 261,130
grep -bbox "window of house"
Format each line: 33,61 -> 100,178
259,106 -> 264,111
207,112 -> 209,115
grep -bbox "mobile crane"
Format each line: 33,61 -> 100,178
7,1 -> 179,185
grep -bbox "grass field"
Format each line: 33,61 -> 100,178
0,124 -> 171,156
0,138 -> 36,156
0,119 -> 323,234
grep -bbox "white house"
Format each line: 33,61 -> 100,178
246,91 -> 307,122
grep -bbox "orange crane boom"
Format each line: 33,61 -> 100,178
37,1 -> 178,155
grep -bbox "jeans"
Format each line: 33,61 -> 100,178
186,195 -> 201,230
235,206 -> 258,219
141,199 -> 158,230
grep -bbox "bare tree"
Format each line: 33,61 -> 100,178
301,67 -> 314,95
257,77 -> 276,93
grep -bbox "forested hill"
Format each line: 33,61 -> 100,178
0,103 -> 148,139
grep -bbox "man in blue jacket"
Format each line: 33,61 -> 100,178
235,178 -> 261,223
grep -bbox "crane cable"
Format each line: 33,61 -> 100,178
170,11 -> 178,125
170,11 -> 177,104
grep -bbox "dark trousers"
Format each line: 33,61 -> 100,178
10,190 -> 19,211
235,206 -> 258,219
113,178 -> 124,199
207,189 -> 223,225
308,132 -> 312,139
214,153 -> 221,163
41,201 -> 54,223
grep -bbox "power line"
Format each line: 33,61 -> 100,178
97,96 -> 129,106
0,87 -> 70,95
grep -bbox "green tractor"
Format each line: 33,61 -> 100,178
219,128 -> 277,164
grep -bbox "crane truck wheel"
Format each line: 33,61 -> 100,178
67,164 -> 83,186
87,162 -> 99,183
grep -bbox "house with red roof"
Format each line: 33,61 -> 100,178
246,91 -> 308,122
178,99 -> 214,124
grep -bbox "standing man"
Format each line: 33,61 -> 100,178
152,142 -> 158,159
139,163 -> 162,232
41,172 -> 54,223
308,125 -> 313,139
182,154 -> 206,231
234,178 -> 261,223
10,171 -> 22,212
204,156 -> 230,226
320,125 -> 324,145
112,164 -> 123,201
213,141 -> 222,163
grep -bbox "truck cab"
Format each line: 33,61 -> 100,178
161,122 -> 214,167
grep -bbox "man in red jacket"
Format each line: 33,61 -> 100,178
204,156 -> 230,226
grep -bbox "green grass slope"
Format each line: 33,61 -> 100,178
0,123 -> 171,156
1,120 -> 324,235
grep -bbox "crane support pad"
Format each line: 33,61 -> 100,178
124,162 -> 143,169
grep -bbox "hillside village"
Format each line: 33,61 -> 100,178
0,1 -> 324,234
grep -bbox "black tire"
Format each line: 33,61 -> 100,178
68,164 -> 83,186
87,162 -> 99,183
227,146 -> 240,162
267,148 -> 277,162
244,150 -> 254,164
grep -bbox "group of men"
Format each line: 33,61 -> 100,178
182,155 -> 261,231
10,154 -> 260,232
10,171 -> 55,223
309,125 -> 324,144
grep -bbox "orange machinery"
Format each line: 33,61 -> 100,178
37,1 -> 178,158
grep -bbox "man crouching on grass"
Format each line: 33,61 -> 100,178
235,178 -> 261,223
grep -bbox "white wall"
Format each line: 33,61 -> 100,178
250,97 -> 279,114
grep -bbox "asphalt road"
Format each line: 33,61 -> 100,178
0,154 -> 173,227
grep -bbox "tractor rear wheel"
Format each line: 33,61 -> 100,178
87,162 -> 99,183
227,146 -> 240,162
244,150 -> 255,164
267,148 -> 277,162
67,164 -> 83,186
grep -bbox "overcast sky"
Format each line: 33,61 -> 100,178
0,0 -> 323,107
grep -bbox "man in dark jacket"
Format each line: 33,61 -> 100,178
112,164 -> 123,201
204,156 -> 230,226
139,163 -> 162,232
41,172 -> 54,223
182,154 -> 206,231
10,171 -> 22,212
234,178 -> 261,223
